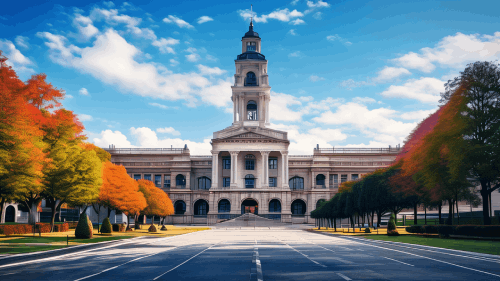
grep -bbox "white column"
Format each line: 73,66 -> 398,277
285,153 -> 289,186
233,96 -> 236,123
230,151 -> 239,187
281,151 -> 289,188
211,151 -> 218,189
311,171 -> 315,189
260,151 -> 270,187
265,96 -> 270,124
259,93 -> 264,122
240,96 -> 245,121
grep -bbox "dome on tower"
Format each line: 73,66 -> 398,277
243,21 -> 260,39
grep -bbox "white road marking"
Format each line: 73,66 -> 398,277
344,239 -> 500,278
382,256 -> 414,266
345,236 -> 500,264
274,236 -> 326,268
152,244 -> 217,280
254,239 -> 263,281
337,272 -> 352,280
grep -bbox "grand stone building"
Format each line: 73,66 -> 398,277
104,22 -> 401,225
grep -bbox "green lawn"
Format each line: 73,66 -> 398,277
2,236 -> 133,244
361,235 -> 500,256
396,219 -> 439,226
0,245 -> 67,254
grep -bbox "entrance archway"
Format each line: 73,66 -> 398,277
241,199 -> 258,214
5,205 -> 15,222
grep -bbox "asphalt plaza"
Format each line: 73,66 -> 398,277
0,228 -> 499,281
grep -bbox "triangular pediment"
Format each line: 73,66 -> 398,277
214,126 -> 288,142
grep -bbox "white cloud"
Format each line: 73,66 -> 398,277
307,0 -> 330,8
379,77 -> 445,103
38,29 -> 232,108
129,127 -> 211,154
313,102 -> 416,144
103,1 -> 115,8
197,16 -> 213,24
289,51 -> 301,57
149,102 -> 179,110
339,79 -> 370,90
74,14 -> 99,40
289,19 -> 305,25
152,37 -> 179,54
196,64 -> 226,75
66,95 -> 74,99
352,97 -> 376,104
399,108 -> 438,120
163,15 -> 194,29
269,92 -> 304,122
288,29 -> 297,36
291,0 -> 299,5
79,88 -> 90,96
170,59 -> 179,66
156,127 -> 181,136
238,8 -> 304,24
373,66 -> 411,82
186,53 -> 201,62
0,39 -> 34,72
327,34 -> 352,46
394,32 -> 500,72
78,114 -> 93,121
90,8 -> 156,40
93,129 -> 135,148
15,36 -> 30,49
309,75 -> 325,82
313,12 -> 322,20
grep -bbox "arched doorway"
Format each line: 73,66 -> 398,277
218,199 -> 231,220
241,199 -> 258,214
174,200 -> 186,215
194,199 -> 209,216
5,205 -> 15,222
291,199 -> 306,216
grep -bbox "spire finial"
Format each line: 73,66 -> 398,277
250,4 -> 253,26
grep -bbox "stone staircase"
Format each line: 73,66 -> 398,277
214,213 -> 291,228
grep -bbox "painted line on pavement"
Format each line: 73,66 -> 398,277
0,231 -> 199,270
252,239 -> 263,281
382,256 -> 414,266
153,243 -> 219,280
274,236 -> 326,268
342,239 -> 500,278
344,236 -> 500,264
336,272 -> 352,280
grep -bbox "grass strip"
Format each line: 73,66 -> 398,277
1,236 -> 133,244
361,235 -> 500,256
0,245 -> 67,254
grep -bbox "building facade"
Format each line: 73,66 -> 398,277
104,22 -> 401,225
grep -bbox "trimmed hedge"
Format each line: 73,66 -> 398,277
148,224 -> 157,232
112,223 -> 126,232
101,218 -> 112,234
160,225 -> 167,231
75,213 -> 93,239
387,230 -> 400,236
68,222 -> 78,229
0,223 -> 69,235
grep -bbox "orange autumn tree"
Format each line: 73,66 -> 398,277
99,162 -> 147,225
137,180 -> 174,225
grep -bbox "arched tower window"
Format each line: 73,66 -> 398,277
198,177 -> 211,190
289,176 -> 304,190
247,100 -> 257,120
245,72 -> 257,86
246,41 -> 256,52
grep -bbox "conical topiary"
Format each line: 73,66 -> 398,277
75,213 -> 93,239
101,217 -> 112,234
160,225 -> 167,231
148,224 -> 157,232
387,213 -> 396,232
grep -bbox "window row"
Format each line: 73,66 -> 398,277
222,155 -> 278,170
174,199 -> 310,215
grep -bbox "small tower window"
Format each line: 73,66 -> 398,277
247,100 -> 257,120
246,41 -> 256,52
245,72 -> 257,86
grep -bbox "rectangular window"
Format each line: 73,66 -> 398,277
246,41 -> 256,51
351,174 -> 359,181
341,174 -> 347,183
246,160 -> 255,170
269,158 -> 278,169
144,174 -> 152,181
331,174 -> 339,188
222,158 -> 231,169
155,175 -> 161,187
134,174 -> 141,180
164,175 -> 171,188
269,177 -> 277,187
223,177 -> 230,187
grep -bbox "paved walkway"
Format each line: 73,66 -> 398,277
0,229 -> 499,280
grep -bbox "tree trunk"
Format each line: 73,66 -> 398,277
334,217 -> 337,232
413,203 -> 418,225
108,207 -> 112,218
371,211 -> 375,228
456,199 -> 460,225
376,211 -> 382,227
48,199 -> 61,233
28,201 -> 39,225
438,201 -> 442,224
0,199 -> 5,224
480,181 -> 491,225
424,205 -> 427,225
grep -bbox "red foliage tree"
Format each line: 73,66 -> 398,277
137,180 -> 174,225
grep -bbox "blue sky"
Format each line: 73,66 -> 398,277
2,0 -> 500,154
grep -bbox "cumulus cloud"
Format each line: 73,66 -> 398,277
90,8 -> 156,40
156,127 -> 180,135
197,16 -> 213,24
269,92 -> 342,122
339,79 -> 370,90
93,130 -> 135,148
399,108 -> 438,120
352,97 -> 376,104
394,32 -> 500,72
79,88 -> 90,96
373,66 -> 411,82
186,53 -> 201,62
152,37 -> 179,54
149,103 -> 179,110
196,64 -> 226,75
163,15 -> 194,29
170,59 -> 179,66
327,34 -> 352,46
288,29 -> 297,36
128,127 -> 211,154
379,77 -> 445,103
73,14 -> 99,40
38,29 -> 232,108
270,124 -> 346,154
289,51 -> 301,57
238,8 -> 304,24
309,75 -> 325,82
0,39 -> 34,72
78,114 -> 93,121
290,19 -> 305,25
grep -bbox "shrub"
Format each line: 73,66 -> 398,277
387,230 -> 400,236
53,223 -> 69,232
437,225 -> 454,238
161,225 -> 167,231
68,222 -> 79,229
75,213 -> 93,239
101,218 -> 112,234
387,213 -> 396,232
454,225 -> 500,237
126,226 -> 134,232
423,225 -> 438,234
364,227 -> 371,233
112,223 -> 126,232
148,224 -> 157,232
